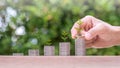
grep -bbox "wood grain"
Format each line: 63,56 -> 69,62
0,56 -> 120,68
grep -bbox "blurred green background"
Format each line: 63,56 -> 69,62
0,0 -> 120,55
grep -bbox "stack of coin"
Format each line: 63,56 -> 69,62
75,36 -> 85,56
13,53 -> 24,56
28,49 -> 39,56
59,42 -> 70,56
44,46 -> 55,56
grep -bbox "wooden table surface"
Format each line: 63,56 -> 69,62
0,56 -> 120,68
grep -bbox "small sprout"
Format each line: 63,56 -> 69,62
74,27 -> 82,36
75,19 -> 83,36
61,31 -> 69,42
76,19 -> 82,25
45,39 -> 52,45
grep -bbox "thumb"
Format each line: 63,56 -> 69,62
85,24 -> 102,40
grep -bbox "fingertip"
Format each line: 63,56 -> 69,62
85,32 -> 92,40
71,33 -> 77,39
71,35 -> 77,39
71,29 -> 78,38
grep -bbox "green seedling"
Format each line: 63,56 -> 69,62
74,27 -> 82,36
61,31 -> 69,42
75,19 -> 83,36
45,39 -> 52,45
76,19 -> 82,25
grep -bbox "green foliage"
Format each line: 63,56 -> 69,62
76,20 -> 83,25
74,19 -> 83,36
0,0 -> 120,55
45,39 -> 52,45
61,31 -> 69,42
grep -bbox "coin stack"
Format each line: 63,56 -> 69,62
75,36 -> 85,56
13,53 -> 24,56
28,49 -> 39,56
44,46 -> 55,56
59,42 -> 70,56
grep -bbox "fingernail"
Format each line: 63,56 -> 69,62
85,32 -> 91,40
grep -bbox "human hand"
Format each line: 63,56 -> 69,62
71,15 -> 120,48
